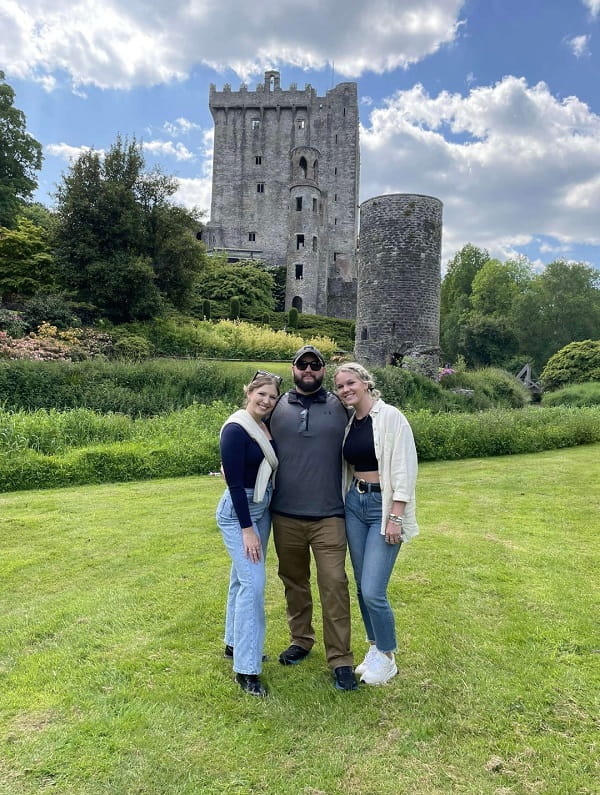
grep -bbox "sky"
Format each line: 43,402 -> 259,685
2,0 -> 600,272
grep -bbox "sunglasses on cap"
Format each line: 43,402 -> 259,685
252,370 -> 283,386
295,360 -> 323,371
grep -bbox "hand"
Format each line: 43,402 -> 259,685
385,520 -> 403,545
242,527 -> 262,562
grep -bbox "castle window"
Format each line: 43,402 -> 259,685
335,134 -> 338,143
296,197 -> 303,211
248,232 -> 256,242
251,119 -> 260,129
343,107 -> 346,117
255,155 -> 262,165
298,157 -> 307,179
295,263 -> 304,280
312,198 -> 317,212
334,218 -> 337,225
334,194 -> 337,201
292,296 -> 303,312
296,234 -> 304,250
312,236 -> 317,252
297,119 -> 306,129
313,159 -> 318,180
257,183 -> 265,193
361,327 -> 368,341
334,167 -> 337,175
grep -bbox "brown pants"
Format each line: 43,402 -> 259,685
272,514 -> 353,669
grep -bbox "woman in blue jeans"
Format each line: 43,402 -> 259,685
334,362 -> 419,685
216,371 -> 281,697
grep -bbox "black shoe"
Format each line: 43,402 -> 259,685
235,673 -> 267,697
334,665 -> 358,691
278,644 -> 311,665
225,645 -> 268,662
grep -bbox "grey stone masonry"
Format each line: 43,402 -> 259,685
206,70 -> 359,319
354,194 -> 442,371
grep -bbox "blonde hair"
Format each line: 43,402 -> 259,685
333,362 -> 381,400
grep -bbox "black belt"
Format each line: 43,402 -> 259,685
353,478 -> 381,493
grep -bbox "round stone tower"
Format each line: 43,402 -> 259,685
354,194 -> 442,372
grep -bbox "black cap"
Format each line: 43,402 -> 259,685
292,345 -> 325,366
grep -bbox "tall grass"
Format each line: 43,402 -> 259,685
1,403 -> 599,493
542,381 -> 600,407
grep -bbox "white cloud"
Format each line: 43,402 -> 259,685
582,0 -> 600,17
0,0 -> 465,89
142,140 -> 195,161
163,117 -> 202,137
360,77 -> 600,264
568,34 -> 590,57
45,142 -> 99,161
174,176 -> 212,215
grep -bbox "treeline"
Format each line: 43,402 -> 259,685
441,244 -> 600,373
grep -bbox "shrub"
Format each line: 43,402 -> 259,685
22,293 -> 79,331
288,307 -> 298,329
0,308 -> 26,338
541,339 -> 600,390
439,367 -> 530,409
542,381 -> 600,408
112,334 -> 153,360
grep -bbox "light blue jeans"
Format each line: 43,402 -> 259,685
344,487 -> 401,653
216,485 -> 272,675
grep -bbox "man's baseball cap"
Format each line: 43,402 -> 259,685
292,345 -> 325,366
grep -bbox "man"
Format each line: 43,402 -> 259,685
269,345 -> 357,691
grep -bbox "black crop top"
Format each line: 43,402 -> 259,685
342,415 -> 378,471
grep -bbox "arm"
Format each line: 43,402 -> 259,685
220,424 -> 263,561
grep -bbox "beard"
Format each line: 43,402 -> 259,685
293,370 -> 324,394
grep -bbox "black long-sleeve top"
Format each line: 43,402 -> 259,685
220,422 -> 276,528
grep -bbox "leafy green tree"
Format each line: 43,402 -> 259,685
440,244 -> 491,360
458,313 -> 520,367
470,258 -> 532,317
197,261 -> 274,319
0,216 -> 56,300
54,136 -> 205,321
514,261 -> 600,371
0,71 -> 43,228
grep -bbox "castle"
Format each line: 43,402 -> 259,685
205,70 -> 442,368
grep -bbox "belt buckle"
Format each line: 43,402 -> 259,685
355,478 -> 366,494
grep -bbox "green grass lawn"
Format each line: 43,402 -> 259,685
1,445 -> 599,794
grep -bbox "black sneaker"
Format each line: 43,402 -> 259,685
334,665 -> 358,691
235,673 -> 267,697
225,645 -> 268,662
278,644 -> 311,665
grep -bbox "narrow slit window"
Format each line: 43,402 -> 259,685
257,183 -> 264,193
255,155 -> 262,165
312,236 -> 317,252
251,119 -> 260,129
296,234 -> 304,250
248,232 -> 256,242
295,263 -> 303,280
296,197 -> 303,211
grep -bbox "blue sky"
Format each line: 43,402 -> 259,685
2,0 -> 600,271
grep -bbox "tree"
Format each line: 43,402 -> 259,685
514,261 -> 600,371
197,260 -> 274,319
0,71 -> 43,228
55,136 -> 206,321
440,244 -> 491,360
0,216 -> 56,300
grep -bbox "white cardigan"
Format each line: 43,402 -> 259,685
342,398 -> 419,540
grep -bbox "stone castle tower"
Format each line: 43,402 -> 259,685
205,70 -> 359,318
355,194 -> 442,370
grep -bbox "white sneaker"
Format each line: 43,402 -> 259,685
360,651 -> 398,685
355,644 -> 378,676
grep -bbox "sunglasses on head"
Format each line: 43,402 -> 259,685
295,360 -> 322,371
252,370 -> 283,386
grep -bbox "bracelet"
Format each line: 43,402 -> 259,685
388,513 -> 404,526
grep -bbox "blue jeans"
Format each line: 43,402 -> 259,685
344,487 -> 401,653
216,485 -> 272,675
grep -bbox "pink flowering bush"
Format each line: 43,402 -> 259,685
0,326 -> 113,362
437,366 -> 456,381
